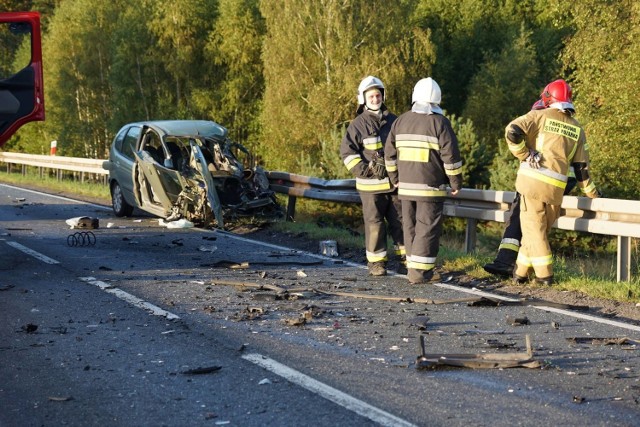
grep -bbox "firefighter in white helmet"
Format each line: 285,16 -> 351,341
340,76 -> 405,276
385,77 -> 463,284
506,79 -> 598,286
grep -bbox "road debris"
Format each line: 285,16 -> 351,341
65,216 -> 99,229
21,323 -> 38,333
283,316 -> 306,326
207,259 -> 323,268
158,218 -> 194,229
67,231 -> 96,247
319,240 -> 339,257
566,337 -> 639,346
416,334 -> 541,370
507,316 -> 530,326
48,396 -> 73,402
181,366 -> 222,375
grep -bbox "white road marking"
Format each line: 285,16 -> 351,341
242,353 -> 417,427
5,241 -> 60,264
79,277 -> 180,320
435,283 -> 640,333
0,183 -> 111,210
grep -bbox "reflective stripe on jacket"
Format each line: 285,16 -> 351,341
505,108 -> 594,205
340,108 -> 397,194
385,111 -> 462,201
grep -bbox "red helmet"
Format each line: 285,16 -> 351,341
541,79 -> 572,107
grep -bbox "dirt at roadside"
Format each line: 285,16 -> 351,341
233,223 -> 640,325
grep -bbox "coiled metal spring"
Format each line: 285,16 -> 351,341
67,231 -> 96,247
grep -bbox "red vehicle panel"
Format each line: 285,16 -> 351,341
0,12 -> 44,146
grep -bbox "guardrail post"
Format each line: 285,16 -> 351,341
617,236 -> 631,282
465,218 -> 477,254
286,195 -> 297,221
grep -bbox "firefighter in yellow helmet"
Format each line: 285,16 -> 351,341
340,76 -> 405,276
385,77 -> 463,284
505,79 -> 599,286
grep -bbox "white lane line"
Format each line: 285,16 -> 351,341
435,283 -> 640,333
221,231 -> 365,268
0,183 -> 110,210
79,277 -> 180,320
5,241 -> 60,264
242,353 -> 416,427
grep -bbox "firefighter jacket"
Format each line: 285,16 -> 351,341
341,107 -> 397,194
505,108 -> 598,205
384,111 -> 463,200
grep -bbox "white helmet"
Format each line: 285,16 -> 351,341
412,77 -> 441,105
357,76 -> 385,105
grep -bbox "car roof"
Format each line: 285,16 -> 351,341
131,120 -> 228,139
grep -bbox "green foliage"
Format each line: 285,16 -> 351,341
258,0 -> 433,173
196,0 -> 265,151
462,25 -> 540,151
560,0 -> 640,199
448,113 -> 492,188
489,137 -> 518,190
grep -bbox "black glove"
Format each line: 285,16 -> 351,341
369,159 -> 387,179
367,151 -> 387,179
362,166 -> 375,178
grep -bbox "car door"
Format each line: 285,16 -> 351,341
132,128 -> 184,218
110,124 -> 140,206
0,12 -> 44,146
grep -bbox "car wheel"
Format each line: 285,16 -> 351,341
111,181 -> 134,217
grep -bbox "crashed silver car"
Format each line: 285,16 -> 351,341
102,120 -> 279,228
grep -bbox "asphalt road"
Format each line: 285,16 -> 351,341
1,183 -> 639,427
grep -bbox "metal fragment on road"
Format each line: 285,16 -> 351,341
416,334 -> 541,370
67,231 -> 96,247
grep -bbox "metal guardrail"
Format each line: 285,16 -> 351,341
0,154 -> 636,281
267,171 -> 639,282
0,152 -> 107,182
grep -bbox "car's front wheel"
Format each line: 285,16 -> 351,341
111,181 -> 134,217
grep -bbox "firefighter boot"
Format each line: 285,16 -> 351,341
368,262 -> 387,277
535,275 -> 554,286
396,256 -> 408,275
483,260 -> 515,278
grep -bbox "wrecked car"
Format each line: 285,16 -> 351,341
102,120 -> 279,229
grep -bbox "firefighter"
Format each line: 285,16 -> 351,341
483,98 -> 577,278
340,76 -> 405,276
384,77 -> 462,284
505,79 -> 599,285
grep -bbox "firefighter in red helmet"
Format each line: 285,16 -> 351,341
483,96 -> 577,278
505,79 -> 599,286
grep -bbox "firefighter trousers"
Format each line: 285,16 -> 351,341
360,192 -> 404,264
515,195 -> 561,279
494,177 -> 577,267
402,199 -> 444,282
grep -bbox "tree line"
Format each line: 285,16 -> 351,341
2,0 -> 639,200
